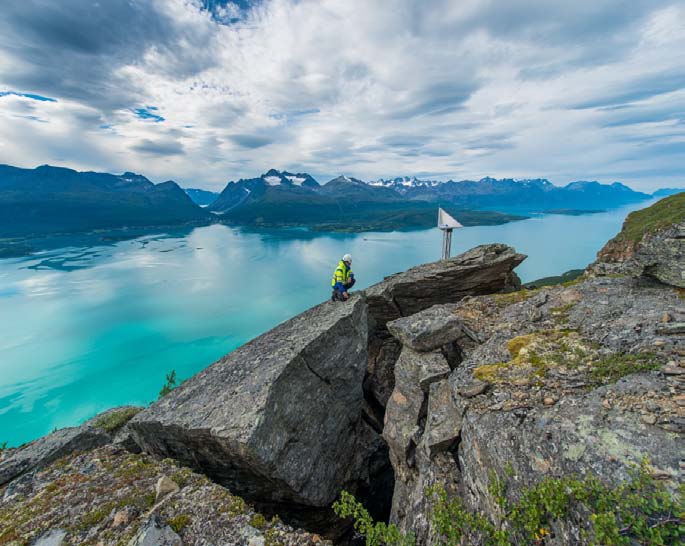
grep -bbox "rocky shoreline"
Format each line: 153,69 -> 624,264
1,197 -> 683,545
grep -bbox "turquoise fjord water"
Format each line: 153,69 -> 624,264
0,200 -> 657,446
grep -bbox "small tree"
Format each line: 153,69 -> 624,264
159,370 -> 177,399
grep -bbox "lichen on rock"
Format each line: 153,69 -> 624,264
0,446 -> 329,546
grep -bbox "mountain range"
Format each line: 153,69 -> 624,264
196,171 -> 656,212
0,164 -> 668,252
203,170 -> 653,229
0,164 -> 209,238
366,175 -> 652,210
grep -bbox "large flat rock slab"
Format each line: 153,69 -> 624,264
130,296 -> 369,508
364,244 -> 525,333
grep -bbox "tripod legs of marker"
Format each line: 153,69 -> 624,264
441,228 -> 452,260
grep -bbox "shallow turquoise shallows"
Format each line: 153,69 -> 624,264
0,200 -> 657,446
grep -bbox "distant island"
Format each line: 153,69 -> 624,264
0,164 -> 658,257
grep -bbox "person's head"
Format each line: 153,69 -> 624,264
342,253 -> 352,266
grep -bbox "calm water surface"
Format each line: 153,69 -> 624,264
0,200 -> 657,446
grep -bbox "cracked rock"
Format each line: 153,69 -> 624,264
129,296 -> 371,509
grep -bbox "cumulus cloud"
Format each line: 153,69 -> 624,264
0,0 -> 683,191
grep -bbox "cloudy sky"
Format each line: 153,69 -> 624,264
0,0 -> 683,192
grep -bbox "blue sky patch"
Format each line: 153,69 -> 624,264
0,91 -> 57,102
133,107 -> 165,122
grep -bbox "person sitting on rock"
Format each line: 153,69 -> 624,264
331,253 -> 355,301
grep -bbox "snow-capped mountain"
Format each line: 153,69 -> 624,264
368,176 -> 441,190
208,169 -> 321,213
362,175 -> 648,209
208,169 -> 650,217
260,169 -> 320,188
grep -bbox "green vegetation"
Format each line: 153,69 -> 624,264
492,288 -> 538,306
613,192 -> 685,243
334,490 -> 415,546
334,461 -> 684,545
525,269 -> 585,289
249,513 -> 267,530
93,407 -> 142,433
474,330 -> 660,388
167,514 -> 191,533
589,352 -> 662,385
159,370 -> 178,399
474,330 -> 587,384
225,496 -> 247,517
550,302 -> 577,324
170,468 -> 193,488
0,441 -> 6,452
265,527 -> 285,546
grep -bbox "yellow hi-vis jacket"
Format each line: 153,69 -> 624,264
331,260 -> 353,289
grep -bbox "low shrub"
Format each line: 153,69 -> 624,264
334,461 -> 683,545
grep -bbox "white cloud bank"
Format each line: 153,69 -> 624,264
0,0 -> 683,192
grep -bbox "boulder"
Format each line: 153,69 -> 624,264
634,223 -> 685,287
382,347 -> 461,543
364,244 -> 525,334
129,296 -> 370,509
33,529 -> 67,546
0,419 -> 111,487
155,475 -> 180,502
363,244 -> 525,413
387,304 -> 463,352
128,516 -> 182,546
423,379 -> 461,454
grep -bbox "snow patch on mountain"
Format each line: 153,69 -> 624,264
286,175 -> 306,186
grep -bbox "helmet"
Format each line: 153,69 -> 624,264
342,253 -> 352,264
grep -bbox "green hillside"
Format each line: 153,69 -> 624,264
615,192 -> 684,243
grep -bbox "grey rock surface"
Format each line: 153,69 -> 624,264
365,244 -> 525,334
364,244 -> 525,414
0,445 -> 330,546
33,529 -> 67,546
130,296 -> 370,508
591,222 -> 685,288
128,516 -> 182,546
387,304 -> 463,352
384,274 -> 684,543
155,475 -> 180,502
0,419 -> 111,487
383,347 -> 461,544
423,379 -> 461,454
635,223 -> 685,287
365,337 -> 401,409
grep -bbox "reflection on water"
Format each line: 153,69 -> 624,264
0,200 -> 657,446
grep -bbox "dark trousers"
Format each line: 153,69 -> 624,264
331,278 -> 355,301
